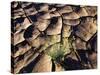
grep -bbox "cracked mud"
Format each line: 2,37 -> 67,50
11,1 -> 97,74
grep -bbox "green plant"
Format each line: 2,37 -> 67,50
45,37 -> 71,63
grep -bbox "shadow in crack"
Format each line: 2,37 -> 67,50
62,57 -> 83,70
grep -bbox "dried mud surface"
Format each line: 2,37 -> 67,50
11,1 -> 97,74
